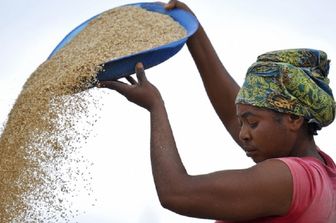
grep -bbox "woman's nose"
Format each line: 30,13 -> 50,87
239,125 -> 251,142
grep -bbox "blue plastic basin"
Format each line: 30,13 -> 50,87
48,2 -> 199,81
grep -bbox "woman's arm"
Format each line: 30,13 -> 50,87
188,25 -> 242,145
99,64 -> 292,221
166,1 -> 242,146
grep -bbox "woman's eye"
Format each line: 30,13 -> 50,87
249,122 -> 258,128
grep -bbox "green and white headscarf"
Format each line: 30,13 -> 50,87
235,49 -> 335,130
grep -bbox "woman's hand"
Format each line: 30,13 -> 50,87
165,0 -> 195,15
98,63 -> 164,112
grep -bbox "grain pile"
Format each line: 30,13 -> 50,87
0,5 -> 186,223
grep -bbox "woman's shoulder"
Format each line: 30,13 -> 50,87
275,149 -> 336,176
274,149 -> 336,193
271,150 -> 336,222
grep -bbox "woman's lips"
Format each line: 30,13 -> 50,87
243,146 -> 257,157
245,150 -> 257,157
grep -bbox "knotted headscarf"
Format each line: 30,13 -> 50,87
235,49 -> 335,130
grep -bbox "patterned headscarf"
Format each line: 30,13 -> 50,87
235,49 -> 335,130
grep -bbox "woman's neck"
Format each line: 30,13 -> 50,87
291,137 -> 325,164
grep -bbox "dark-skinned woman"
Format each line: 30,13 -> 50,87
98,1 -> 336,222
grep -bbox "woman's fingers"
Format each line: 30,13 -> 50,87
165,0 -> 177,10
164,1 -> 193,15
135,62 -> 147,84
98,80 -> 131,95
126,75 -> 137,85
97,62 -> 147,95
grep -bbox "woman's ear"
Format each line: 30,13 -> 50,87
286,114 -> 305,131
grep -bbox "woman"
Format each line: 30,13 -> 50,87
98,1 -> 336,222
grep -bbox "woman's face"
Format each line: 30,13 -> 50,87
236,104 -> 296,163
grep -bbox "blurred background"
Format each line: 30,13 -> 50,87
1,0 -> 335,222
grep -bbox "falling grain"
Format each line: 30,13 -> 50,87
0,5 -> 186,222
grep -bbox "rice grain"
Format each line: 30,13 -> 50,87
0,5 -> 186,222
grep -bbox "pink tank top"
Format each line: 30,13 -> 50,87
216,150 -> 336,223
